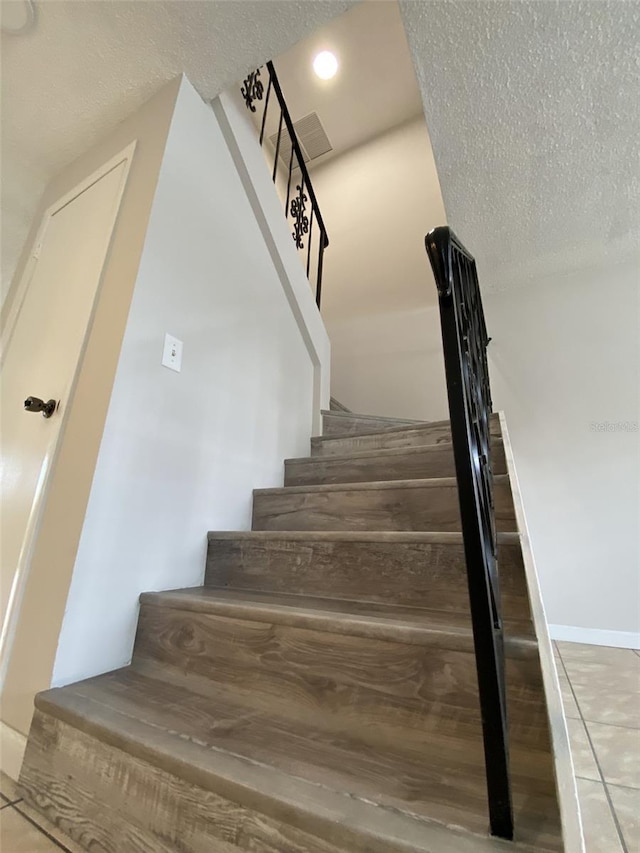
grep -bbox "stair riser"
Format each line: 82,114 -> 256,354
133,603 -> 483,745
23,710 -> 548,853
252,480 -> 516,533
205,537 -> 530,623
286,442 -> 506,486
313,417 -> 501,456
19,712 -> 358,853
133,604 -> 548,754
322,413 -> 420,436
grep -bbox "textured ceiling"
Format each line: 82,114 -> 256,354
400,0 -> 640,291
5,0 -> 637,302
0,0 -> 354,296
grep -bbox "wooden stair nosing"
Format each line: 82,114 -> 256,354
255,475 -> 496,497
206,530 -> 522,545
321,409 -> 426,425
312,412 -> 501,446
285,441 -> 507,485
137,588 -> 536,654
314,420 -> 451,444
321,412 -> 429,438
288,440 -> 504,467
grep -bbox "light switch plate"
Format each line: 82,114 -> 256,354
162,333 -> 183,372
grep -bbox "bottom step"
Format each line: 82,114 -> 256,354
20,668 -> 561,853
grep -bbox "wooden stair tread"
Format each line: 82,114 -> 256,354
139,587 -> 535,650
252,475 -> 516,534
314,414 -> 499,442
256,475 -> 505,496
207,529 -> 521,545
288,441 -> 499,465
285,441 -> 507,486
311,414 -> 502,455
320,409 -> 426,425
34,669 -> 559,850
320,411 -> 430,438
317,418 -> 452,442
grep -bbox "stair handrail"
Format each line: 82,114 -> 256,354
425,226 -> 514,840
241,62 -> 329,309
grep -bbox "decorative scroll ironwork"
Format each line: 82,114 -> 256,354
290,185 -> 309,249
425,226 -> 514,841
240,69 -> 264,113
241,61 -> 328,309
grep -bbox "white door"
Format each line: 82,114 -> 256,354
0,147 -> 134,665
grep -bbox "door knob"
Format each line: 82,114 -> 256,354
24,396 -> 57,418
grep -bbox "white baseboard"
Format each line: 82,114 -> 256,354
550,624 -> 640,650
0,720 -> 27,781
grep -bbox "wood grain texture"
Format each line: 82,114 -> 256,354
132,600 -> 487,745
138,587 -> 486,648
28,672 -> 561,849
21,711 -> 549,853
286,441 -> 507,486
21,585 -> 560,850
41,674 -> 488,824
253,476 -> 516,533
20,711 -> 345,853
205,531 -> 531,621
132,591 -> 548,754
312,414 -> 502,456
18,402 -> 567,853
321,411 -> 424,436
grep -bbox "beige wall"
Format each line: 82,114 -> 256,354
485,261 -> 640,643
0,77 -> 181,737
310,117 -> 448,419
327,304 -> 449,422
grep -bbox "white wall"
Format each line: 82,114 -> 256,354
214,87 -> 331,429
327,305 -> 448,421
313,117 -> 639,642
310,117 -> 448,419
399,0 -> 640,643
485,260 -> 640,644
53,77 -> 322,685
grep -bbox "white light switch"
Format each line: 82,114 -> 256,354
162,333 -> 183,372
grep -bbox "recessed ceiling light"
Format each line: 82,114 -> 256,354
1,0 -> 36,35
313,51 -> 338,81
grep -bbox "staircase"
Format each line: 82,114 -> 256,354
18,408 -> 565,852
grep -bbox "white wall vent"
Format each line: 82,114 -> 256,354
269,112 -> 332,168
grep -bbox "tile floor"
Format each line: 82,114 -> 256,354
1,641 -> 638,851
555,641 -> 639,852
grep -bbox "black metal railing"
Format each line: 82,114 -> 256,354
425,226 -> 514,840
241,63 -> 328,308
